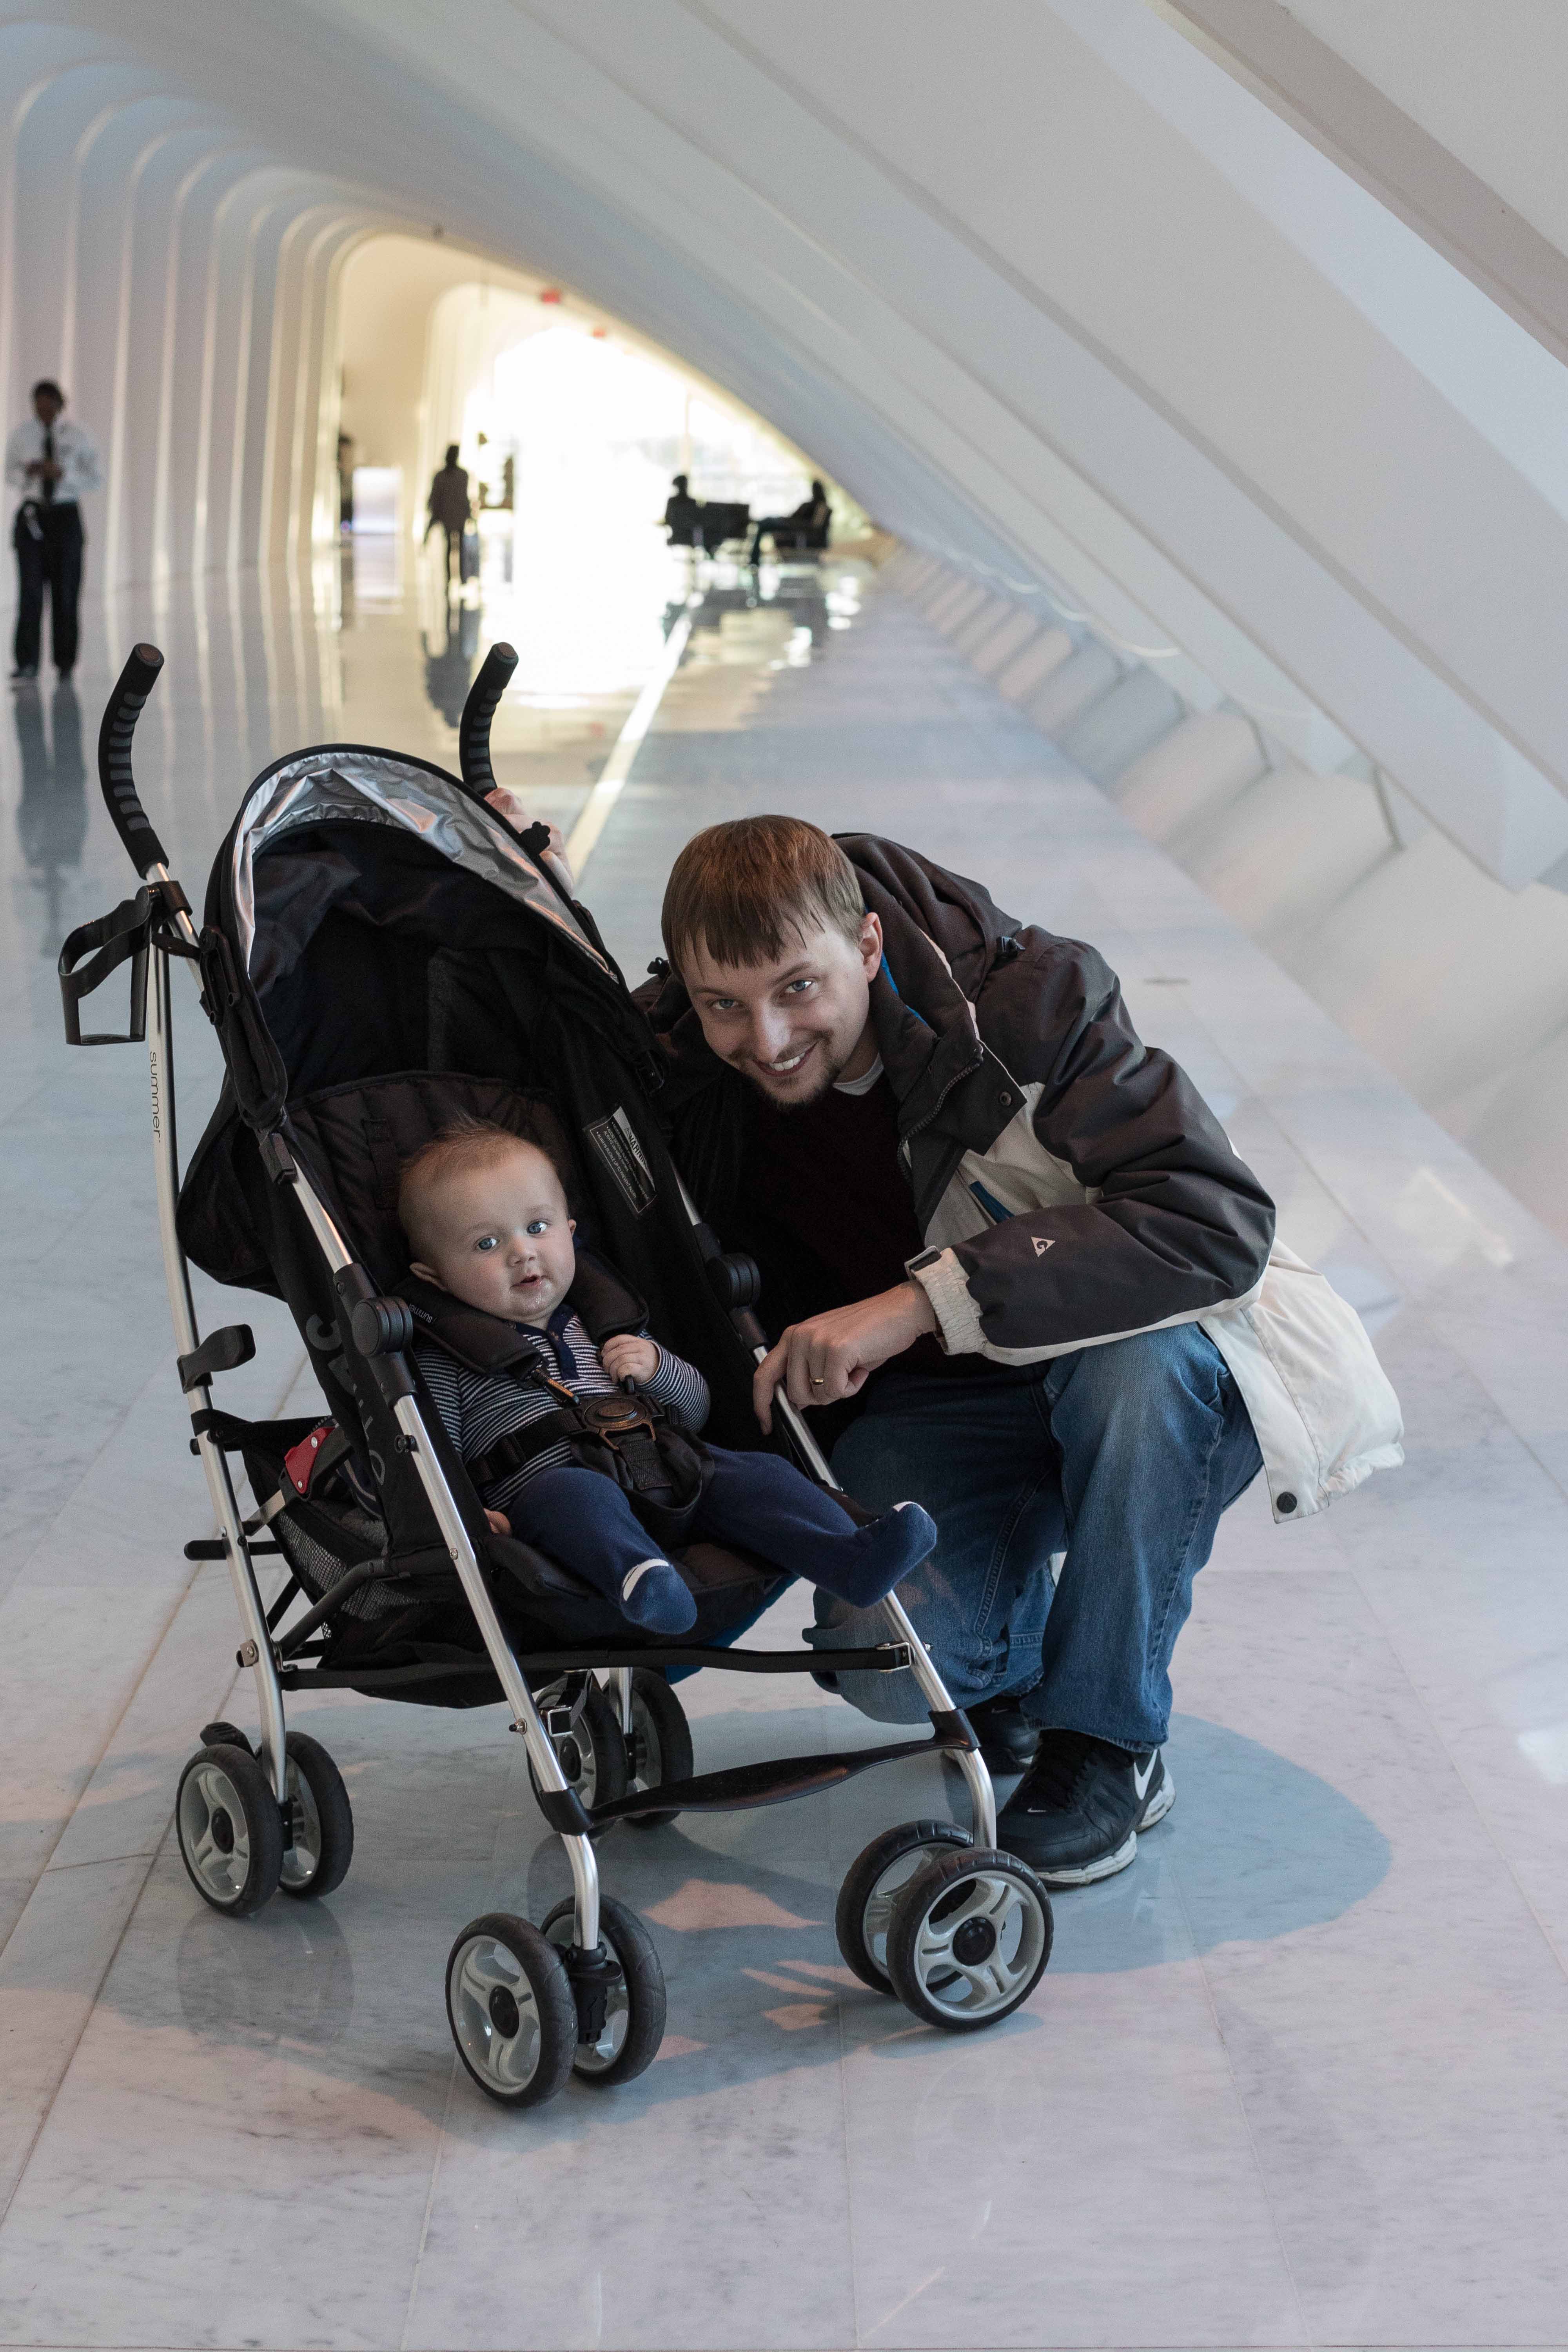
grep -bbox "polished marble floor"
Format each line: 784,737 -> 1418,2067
2,533 -> 1568,2349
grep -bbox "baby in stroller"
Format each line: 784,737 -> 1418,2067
398,1118 -> 938,1634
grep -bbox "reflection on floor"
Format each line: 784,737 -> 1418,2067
2,541 -> 1568,2349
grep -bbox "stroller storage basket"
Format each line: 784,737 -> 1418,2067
60,641 -> 1047,2107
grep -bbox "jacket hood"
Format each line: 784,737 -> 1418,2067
840,836 -> 1019,1003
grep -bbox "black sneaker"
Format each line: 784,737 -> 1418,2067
996,1729 -> 1173,1885
964,1691 -> 1041,1777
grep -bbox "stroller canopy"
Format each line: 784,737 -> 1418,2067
177,740 -> 759,1450
228,748 -> 607,989
191,743 -> 657,1132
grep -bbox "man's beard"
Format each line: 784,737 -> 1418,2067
737,1037 -> 849,1112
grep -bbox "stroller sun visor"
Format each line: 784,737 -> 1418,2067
228,751 -> 608,984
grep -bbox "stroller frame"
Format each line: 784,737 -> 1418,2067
60,642 -> 1052,2104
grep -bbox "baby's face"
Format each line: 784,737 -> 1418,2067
410,1144 -> 576,1325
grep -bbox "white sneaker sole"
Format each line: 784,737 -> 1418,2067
1033,1829 -> 1139,1887
1138,1765 -> 1175,1831
1020,1763 -> 1176,1888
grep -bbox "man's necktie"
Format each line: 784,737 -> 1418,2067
41,425 -> 55,505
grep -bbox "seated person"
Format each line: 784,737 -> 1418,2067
747,479 -> 830,564
397,1120 -> 936,1636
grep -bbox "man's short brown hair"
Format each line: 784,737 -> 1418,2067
661,816 -> 866,974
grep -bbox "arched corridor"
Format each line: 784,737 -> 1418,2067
4,9 -> 1568,2348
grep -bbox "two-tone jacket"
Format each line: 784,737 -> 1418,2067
645,835 -> 1403,1523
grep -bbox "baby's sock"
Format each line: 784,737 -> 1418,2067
621,1557 -> 697,1635
800,1501 -> 938,1611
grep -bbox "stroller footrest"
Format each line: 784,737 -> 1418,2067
590,1732 -> 961,1823
511,1641 -> 913,1677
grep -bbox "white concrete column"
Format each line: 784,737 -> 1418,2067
116,113 -> 223,590
156,145 -> 267,581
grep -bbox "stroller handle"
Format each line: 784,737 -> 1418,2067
98,643 -> 169,879
457,639 -> 518,798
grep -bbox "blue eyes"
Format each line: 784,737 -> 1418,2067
474,1221 -> 550,1253
475,1236 -> 498,1254
713,978 -> 814,1012
527,1220 -> 548,1235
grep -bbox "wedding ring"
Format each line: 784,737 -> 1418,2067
809,1374 -> 826,1387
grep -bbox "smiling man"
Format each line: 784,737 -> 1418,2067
628,815 -> 1402,1889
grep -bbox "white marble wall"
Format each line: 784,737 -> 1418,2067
0,18 -> 379,596
890,543 -> 1568,1254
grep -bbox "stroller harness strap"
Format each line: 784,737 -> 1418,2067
396,1270 -> 713,1544
394,1259 -> 649,1373
466,1368 -> 714,1549
466,1384 -> 699,1499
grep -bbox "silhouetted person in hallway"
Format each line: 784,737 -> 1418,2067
425,443 -> 470,584
7,380 -> 100,681
13,671 -> 85,949
662,473 -> 699,544
748,478 -> 830,566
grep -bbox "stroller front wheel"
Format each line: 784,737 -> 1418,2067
176,1742 -> 284,1918
885,1848 -> 1053,2031
446,1913 -> 578,2109
279,1732 -> 354,1900
836,1819 -> 975,1993
543,1894 -> 666,2085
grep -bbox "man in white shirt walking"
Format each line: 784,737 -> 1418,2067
6,379 -> 101,682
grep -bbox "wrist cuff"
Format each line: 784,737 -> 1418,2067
905,1247 -> 984,1355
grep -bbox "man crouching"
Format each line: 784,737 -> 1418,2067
636,817 -> 1402,1886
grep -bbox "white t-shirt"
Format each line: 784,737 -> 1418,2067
833,1056 -> 884,1098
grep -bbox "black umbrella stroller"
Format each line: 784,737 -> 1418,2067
58,642 -> 1054,2110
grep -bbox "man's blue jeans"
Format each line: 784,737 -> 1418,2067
808,1323 -> 1263,1751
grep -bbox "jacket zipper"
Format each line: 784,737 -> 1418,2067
898,1042 -> 987,1183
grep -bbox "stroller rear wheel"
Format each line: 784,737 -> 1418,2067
528,1675 -> 628,1829
622,1670 -> 694,1829
543,1894 -> 666,2084
836,1819 -> 974,1993
176,1742 -> 284,1918
885,1848 -> 1053,2031
279,1732 -> 354,1900
446,1913 -> 578,2108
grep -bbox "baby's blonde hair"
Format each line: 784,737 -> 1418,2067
397,1118 -> 564,1261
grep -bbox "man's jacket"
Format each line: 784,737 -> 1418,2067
644,835 -> 1403,1524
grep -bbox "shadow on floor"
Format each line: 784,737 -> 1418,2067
1045,1710 -> 1391,1975
158,1708 -> 1387,2146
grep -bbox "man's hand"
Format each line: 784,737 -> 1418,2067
602,1332 -> 659,1385
753,1281 -> 937,1432
484,788 -> 575,893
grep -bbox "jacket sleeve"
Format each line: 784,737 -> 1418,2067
911,942 -> 1275,1360
644,1342 -> 711,1434
4,427 -> 30,492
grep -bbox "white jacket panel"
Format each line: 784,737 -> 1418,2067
909,1089 -> 1404,1523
